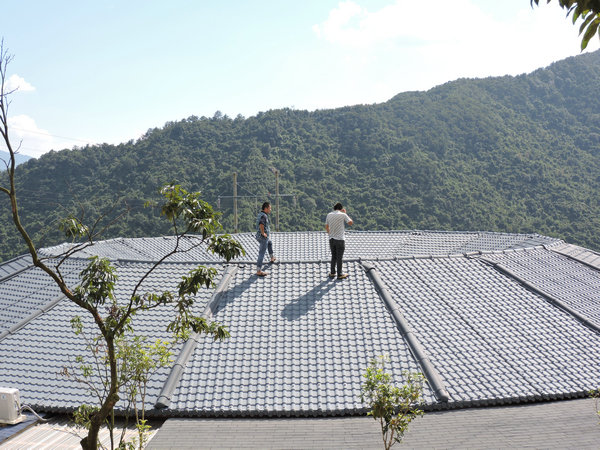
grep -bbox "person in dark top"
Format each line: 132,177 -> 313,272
255,201 -> 276,276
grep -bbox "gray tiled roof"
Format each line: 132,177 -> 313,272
0,261 -> 223,412
478,247 -> 600,330
550,242 -> 600,270
2,230 -> 599,419
0,258 -> 85,338
0,254 -> 32,281
167,262 -> 434,416
39,236 -> 225,262
41,231 -> 560,263
375,256 -> 600,406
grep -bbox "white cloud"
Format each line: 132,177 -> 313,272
311,0 -> 600,100
5,74 -> 35,92
0,114 -> 138,159
312,0 -> 486,48
4,115 -> 55,158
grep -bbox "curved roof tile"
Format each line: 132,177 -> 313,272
1,230 -> 598,418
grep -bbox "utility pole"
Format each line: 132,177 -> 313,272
275,169 -> 280,232
233,172 -> 238,233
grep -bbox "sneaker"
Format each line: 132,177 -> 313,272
270,257 -> 277,263
328,273 -> 336,278
256,271 -> 268,277
337,274 -> 348,280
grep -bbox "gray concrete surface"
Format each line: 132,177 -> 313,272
146,398 -> 600,449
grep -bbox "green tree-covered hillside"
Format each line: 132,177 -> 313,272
2,50 -> 600,261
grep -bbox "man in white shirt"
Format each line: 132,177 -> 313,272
325,202 -> 353,279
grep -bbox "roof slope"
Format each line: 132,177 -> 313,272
0,261 -> 222,412
376,255 -> 600,406
0,258 -> 86,339
166,262 -> 434,416
2,230 -> 600,417
37,230 -> 560,262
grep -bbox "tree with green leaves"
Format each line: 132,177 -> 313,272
60,321 -> 175,449
360,355 -> 425,450
0,40 -> 244,449
531,1 -> 600,49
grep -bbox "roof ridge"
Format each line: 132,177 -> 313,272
0,294 -> 66,342
549,243 -> 600,272
478,257 -> 600,335
155,264 -> 238,409
0,256 -> 34,284
361,261 -> 450,403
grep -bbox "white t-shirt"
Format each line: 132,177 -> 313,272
326,210 -> 352,240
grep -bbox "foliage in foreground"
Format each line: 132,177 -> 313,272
532,1 -> 600,49
1,40 -> 248,449
61,319 -> 173,449
3,53 -> 245,446
360,355 -> 424,450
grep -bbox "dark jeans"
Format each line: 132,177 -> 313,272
329,238 -> 345,275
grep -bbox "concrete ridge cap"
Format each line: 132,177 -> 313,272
232,258 -> 367,265
0,253 -> 32,268
506,245 -> 547,252
0,294 -> 67,342
392,253 -> 472,261
553,242 -> 600,256
361,262 -> 450,403
544,240 -> 569,250
155,265 -> 239,410
489,262 -> 600,334
476,245 -> 547,257
114,258 -> 228,266
233,256 -> 476,264
0,261 -> 35,284
549,244 -> 600,273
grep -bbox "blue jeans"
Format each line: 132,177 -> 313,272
257,236 -> 273,269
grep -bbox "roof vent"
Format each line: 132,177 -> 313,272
0,387 -> 26,425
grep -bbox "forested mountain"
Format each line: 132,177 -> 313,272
2,50 -> 600,261
1,151 -> 31,166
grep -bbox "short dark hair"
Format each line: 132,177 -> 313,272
333,202 -> 343,210
262,202 -> 271,211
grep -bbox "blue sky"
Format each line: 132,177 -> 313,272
1,0 -> 599,158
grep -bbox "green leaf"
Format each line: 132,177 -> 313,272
74,256 -> 117,307
59,216 -> 90,239
581,17 -> 600,49
578,11 -> 596,34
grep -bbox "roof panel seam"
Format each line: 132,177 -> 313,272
0,294 -> 66,342
0,266 -> 33,284
361,261 -> 450,403
154,264 -> 238,409
550,245 -> 600,273
478,257 -> 600,335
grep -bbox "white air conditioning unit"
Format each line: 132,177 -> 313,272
0,387 -> 25,425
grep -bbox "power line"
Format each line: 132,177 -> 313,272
10,126 -> 93,143
217,171 -> 297,232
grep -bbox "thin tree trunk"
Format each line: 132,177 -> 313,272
80,336 -> 119,450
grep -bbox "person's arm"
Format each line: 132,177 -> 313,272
325,223 -> 330,234
341,208 -> 353,226
259,223 -> 267,237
